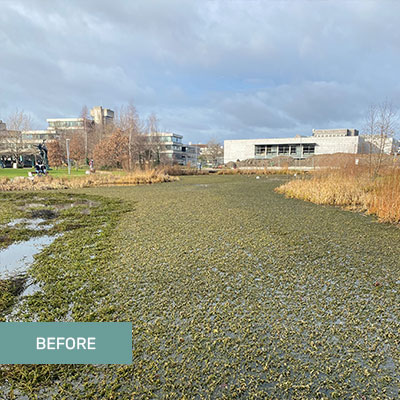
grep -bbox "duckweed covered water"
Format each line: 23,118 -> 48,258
1,175 -> 399,399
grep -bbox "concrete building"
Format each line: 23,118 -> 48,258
90,106 -> 114,127
147,132 -> 198,165
46,118 -> 85,131
224,129 -> 381,164
312,129 -> 359,137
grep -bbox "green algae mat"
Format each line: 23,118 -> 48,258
0,175 -> 399,399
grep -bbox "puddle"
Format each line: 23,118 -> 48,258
6,218 -> 54,231
52,200 -> 99,210
0,235 -> 59,278
20,279 -> 42,297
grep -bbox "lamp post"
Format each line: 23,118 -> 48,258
66,138 -> 71,175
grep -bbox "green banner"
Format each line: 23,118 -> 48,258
0,322 -> 132,364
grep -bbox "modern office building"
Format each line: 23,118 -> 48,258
224,129 -> 398,163
147,132 -> 198,165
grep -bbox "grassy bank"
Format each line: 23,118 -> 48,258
0,168 -> 89,179
276,169 -> 400,223
1,175 -> 400,398
0,169 -> 177,191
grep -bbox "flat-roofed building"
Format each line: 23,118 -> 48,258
224,129 -> 363,163
47,118 -> 85,131
312,129 -> 359,137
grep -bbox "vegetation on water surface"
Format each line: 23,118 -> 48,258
276,168 -> 400,223
1,175 -> 400,398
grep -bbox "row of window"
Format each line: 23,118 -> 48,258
22,134 -> 57,140
158,136 -> 182,143
48,121 -> 83,128
255,144 -> 315,156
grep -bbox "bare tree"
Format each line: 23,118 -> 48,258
362,101 -> 398,177
2,109 -> 32,164
115,103 -> 145,170
145,112 -> 163,165
203,139 -> 224,167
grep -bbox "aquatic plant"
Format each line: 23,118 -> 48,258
0,175 -> 399,398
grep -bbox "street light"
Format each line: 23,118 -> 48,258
66,138 -> 71,175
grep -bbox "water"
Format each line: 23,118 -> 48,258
6,218 -> 53,230
0,235 -> 58,278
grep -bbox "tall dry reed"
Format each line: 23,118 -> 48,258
0,169 -> 178,192
276,168 -> 400,223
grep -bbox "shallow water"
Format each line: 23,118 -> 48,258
0,235 -> 58,278
6,218 -> 53,231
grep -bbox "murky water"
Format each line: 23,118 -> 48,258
0,235 -> 59,278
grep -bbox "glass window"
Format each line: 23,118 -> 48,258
255,145 -> 266,155
303,144 -> 315,154
278,145 -> 290,154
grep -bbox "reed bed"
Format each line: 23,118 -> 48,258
0,169 -> 178,191
276,169 -> 400,223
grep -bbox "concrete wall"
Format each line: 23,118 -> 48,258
224,136 -> 361,163
359,135 -> 399,155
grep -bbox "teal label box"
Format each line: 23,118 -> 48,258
0,322 -> 132,364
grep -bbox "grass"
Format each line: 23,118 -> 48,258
1,175 -> 400,398
0,168 -> 89,179
276,168 -> 400,223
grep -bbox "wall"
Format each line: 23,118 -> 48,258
224,136 -> 361,163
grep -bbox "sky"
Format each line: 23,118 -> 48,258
1,0 -> 400,143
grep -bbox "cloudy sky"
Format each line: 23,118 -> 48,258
1,0 -> 400,143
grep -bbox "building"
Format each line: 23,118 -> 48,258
191,143 -> 224,167
147,132 -> 198,165
90,106 -> 114,127
181,144 -> 199,166
0,106 -> 114,167
46,118 -> 86,131
224,128 -> 398,164
312,129 -> 359,137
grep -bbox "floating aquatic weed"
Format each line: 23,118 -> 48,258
0,176 -> 399,398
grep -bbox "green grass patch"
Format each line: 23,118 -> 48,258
0,168 -> 89,179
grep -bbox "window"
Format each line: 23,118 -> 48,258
290,145 -> 297,154
255,145 -> 266,155
303,144 -> 315,154
278,145 -> 289,154
266,145 -> 275,154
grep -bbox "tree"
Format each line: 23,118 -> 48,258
3,109 -> 32,163
115,103 -> 145,169
93,129 -> 129,169
47,140 -> 64,167
145,112 -> 163,165
362,101 -> 398,177
69,132 -> 86,166
203,139 -> 224,167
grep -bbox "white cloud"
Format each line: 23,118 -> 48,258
1,0 -> 400,141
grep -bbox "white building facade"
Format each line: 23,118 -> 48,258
224,129 -> 398,164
